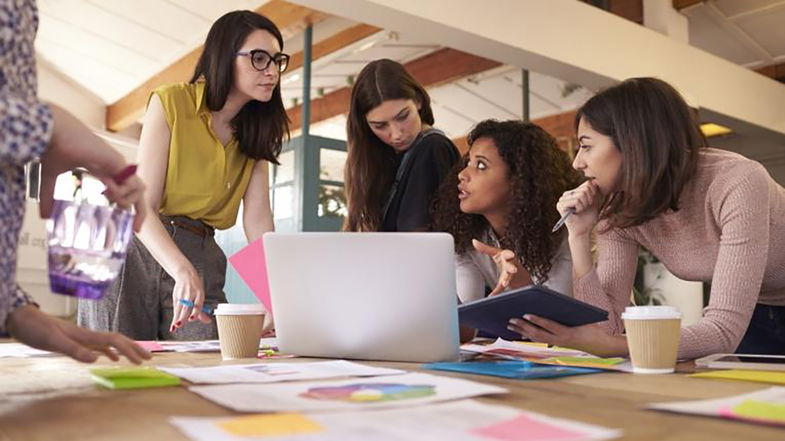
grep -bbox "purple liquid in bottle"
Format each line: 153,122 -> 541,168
46,200 -> 134,300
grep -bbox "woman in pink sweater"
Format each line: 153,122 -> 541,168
506,77 -> 785,360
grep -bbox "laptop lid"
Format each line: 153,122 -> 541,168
263,232 -> 460,363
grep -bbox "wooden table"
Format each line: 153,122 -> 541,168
0,347 -> 781,441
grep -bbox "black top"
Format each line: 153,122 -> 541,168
382,129 -> 460,232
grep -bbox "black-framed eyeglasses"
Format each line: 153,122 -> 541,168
235,49 -> 290,73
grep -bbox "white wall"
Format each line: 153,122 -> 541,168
37,55 -> 106,129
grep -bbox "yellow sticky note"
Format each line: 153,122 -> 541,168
217,413 -> 324,437
690,370 -> 785,385
732,400 -> 785,423
511,342 -> 549,348
545,356 -> 625,366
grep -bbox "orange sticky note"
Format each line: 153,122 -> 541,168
217,413 -> 323,436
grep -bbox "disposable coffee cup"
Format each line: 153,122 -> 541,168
622,306 -> 682,374
214,303 -> 265,360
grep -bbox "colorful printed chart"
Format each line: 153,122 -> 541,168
189,373 -> 508,412
300,383 -> 436,402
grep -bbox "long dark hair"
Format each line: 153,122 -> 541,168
576,77 -> 705,228
343,59 -> 434,231
190,10 -> 289,164
431,120 -> 581,283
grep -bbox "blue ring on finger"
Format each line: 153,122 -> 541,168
179,298 -> 195,308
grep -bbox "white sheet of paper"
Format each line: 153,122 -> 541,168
648,386 -> 785,418
0,343 -> 54,358
157,340 -> 224,352
170,399 -> 622,441
160,360 -> 404,384
189,372 -> 508,412
157,338 -> 281,353
462,338 -> 589,359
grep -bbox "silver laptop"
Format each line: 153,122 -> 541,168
263,232 -> 460,362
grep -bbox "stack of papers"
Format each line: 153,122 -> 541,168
462,339 -> 633,372
425,360 -> 602,379
648,386 -> 785,426
172,399 -> 622,441
141,338 -> 289,357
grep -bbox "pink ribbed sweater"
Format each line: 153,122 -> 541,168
575,148 -> 785,360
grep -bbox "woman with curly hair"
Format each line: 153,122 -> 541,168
431,119 -> 582,303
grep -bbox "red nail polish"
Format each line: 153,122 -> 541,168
176,320 -> 182,327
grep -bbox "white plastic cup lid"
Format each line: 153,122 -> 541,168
214,303 -> 266,315
622,305 -> 681,320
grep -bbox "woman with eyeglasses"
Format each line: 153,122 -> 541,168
78,10 -> 290,340
343,59 -> 460,232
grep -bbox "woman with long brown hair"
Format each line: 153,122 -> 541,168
343,59 -> 459,232
431,119 -> 581,304
79,10 -> 289,340
506,77 -> 785,359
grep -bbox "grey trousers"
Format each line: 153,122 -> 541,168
77,217 -> 227,340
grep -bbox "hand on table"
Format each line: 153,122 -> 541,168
7,305 -> 151,364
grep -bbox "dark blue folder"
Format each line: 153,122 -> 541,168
458,284 -> 609,340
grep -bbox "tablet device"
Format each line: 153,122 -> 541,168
694,353 -> 785,371
458,284 -> 609,340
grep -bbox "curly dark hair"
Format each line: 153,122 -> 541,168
430,119 -> 581,283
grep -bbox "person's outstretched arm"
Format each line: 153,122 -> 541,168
134,94 -> 211,333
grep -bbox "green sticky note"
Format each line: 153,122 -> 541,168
90,366 -> 181,389
731,400 -> 785,423
545,356 -> 625,366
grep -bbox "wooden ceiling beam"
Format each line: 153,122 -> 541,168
105,0 -> 328,132
287,48 -> 502,131
288,23 -> 380,72
673,0 -> 704,10
756,61 -> 785,83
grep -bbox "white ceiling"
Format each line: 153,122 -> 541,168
683,0 -> 785,68
285,32 -> 593,140
34,0 -> 785,141
36,0 -> 269,103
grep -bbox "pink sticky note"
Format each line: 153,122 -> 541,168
136,341 -> 166,352
228,238 -> 272,314
470,413 -> 586,441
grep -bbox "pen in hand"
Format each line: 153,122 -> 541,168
551,208 -> 575,233
552,178 -> 594,233
178,298 -> 214,315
